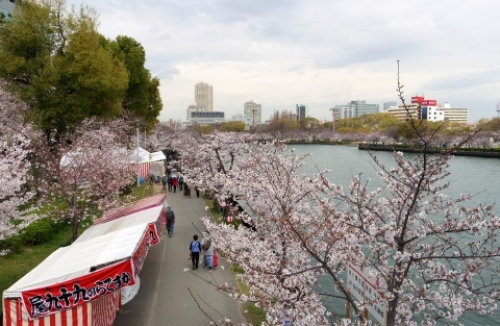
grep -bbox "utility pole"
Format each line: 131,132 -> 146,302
329,107 -> 339,132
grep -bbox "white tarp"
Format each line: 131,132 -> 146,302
75,205 -> 163,243
129,147 -> 165,164
60,148 -> 130,168
130,147 -> 150,164
3,224 -> 148,298
150,150 -> 166,162
128,148 -> 166,176
3,205 -> 164,298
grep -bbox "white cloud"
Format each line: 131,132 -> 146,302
68,0 -> 500,123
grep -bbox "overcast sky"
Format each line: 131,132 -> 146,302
67,0 -> 500,124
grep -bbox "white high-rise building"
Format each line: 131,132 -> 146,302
244,100 -> 262,126
335,101 -> 379,119
0,0 -> 16,17
194,82 -> 213,112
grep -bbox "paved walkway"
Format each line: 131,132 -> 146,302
114,185 -> 247,326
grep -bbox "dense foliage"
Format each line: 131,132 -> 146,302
0,0 -> 161,143
167,122 -> 500,325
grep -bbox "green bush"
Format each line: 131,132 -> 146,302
0,235 -> 23,254
20,218 -> 56,246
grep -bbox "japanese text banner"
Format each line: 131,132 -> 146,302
21,259 -> 135,319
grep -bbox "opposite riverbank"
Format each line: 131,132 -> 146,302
358,143 -> 500,158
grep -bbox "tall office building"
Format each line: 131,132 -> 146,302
296,104 -> 306,121
194,82 -> 213,112
244,100 -> 262,126
335,100 -> 379,119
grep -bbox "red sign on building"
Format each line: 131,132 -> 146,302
411,96 -> 424,104
421,100 -> 437,106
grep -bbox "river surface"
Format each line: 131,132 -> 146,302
289,144 -> 500,326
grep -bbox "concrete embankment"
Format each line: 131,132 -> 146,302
358,144 -> 500,158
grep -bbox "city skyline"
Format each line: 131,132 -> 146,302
65,0 -> 500,124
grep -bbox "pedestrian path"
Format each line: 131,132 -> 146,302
113,185 -> 247,326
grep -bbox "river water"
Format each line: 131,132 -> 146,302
289,144 -> 500,326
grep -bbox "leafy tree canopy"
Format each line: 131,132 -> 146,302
219,120 -> 246,132
113,35 -> 162,130
0,0 -> 147,142
194,124 -> 215,134
299,117 -> 321,130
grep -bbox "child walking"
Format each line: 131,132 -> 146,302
189,235 -> 201,270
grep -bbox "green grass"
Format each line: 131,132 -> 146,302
0,224 -> 75,311
245,303 -> 267,325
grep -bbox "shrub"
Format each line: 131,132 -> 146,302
20,218 -> 56,246
0,235 -> 23,254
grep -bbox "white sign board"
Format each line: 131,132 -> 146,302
347,262 -> 388,325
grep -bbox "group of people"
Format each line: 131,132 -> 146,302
161,174 -> 184,193
189,232 -> 216,271
164,205 -> 216,271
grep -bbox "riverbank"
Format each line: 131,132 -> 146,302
358,143 -> 500,158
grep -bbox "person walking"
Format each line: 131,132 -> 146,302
167,175 -> 173,192
189,235 -> 201,270
195,186 -> 200,198
178,175 -> 184,191
172,177 -> 178,193
161,174 -> 168,190
201,232 -> 215,271
183,183 -> 191,197
166,206 -> 175,237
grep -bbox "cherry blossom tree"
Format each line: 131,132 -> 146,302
0,133 -> 33,240
0,80 -> 34,240
173,113 -> 500,324
34,119 -> 136,242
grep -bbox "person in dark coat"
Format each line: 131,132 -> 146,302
179,175 -> 184,191
166,206 -> 175,237
167,175 -> 173,192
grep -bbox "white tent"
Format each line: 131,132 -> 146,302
75,205 -> 164,243
2,200 -> 166,326
3,224 -> 148,298
128,147 -> 166,178
149,150 -> 166,176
